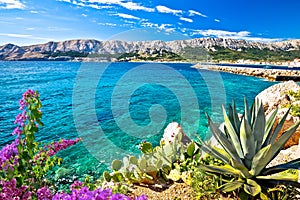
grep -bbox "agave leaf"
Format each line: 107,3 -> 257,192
240,117 -> 255,168
197,140 -> 230,164
219,181 -> 244,192
198,164 -> 242,177
251,122 -> 300,176
230,158 -> 252,178
263,108 -> 278,148
229,100 -> 241,134
261,158 -> 300,176
269,107 -> 291,144
244,179 -> 261,196
206,114 -> 243,163
222,106 -> 244,159
243,97 -> 250,122
252,102 -> 266,152
257,172 -> 298,182
250,144 -> 271,176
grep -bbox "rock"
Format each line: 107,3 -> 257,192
162,122 -> 191,145
256,81 -> 300,148
267,144 -> 300,168
256,81 -> 300,115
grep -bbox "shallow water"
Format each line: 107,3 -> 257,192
0,61 -> 276,178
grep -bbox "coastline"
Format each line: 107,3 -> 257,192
193,63 -> 300,81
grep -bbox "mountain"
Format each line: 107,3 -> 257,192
1,38 -> 300,61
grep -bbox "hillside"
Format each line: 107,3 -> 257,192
1,38 -> 300,62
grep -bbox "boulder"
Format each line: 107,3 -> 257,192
256,81 -> 300,148
162,122 -> 191,145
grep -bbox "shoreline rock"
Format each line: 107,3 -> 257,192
256,81 -> 300,149
194,64 -> 300,81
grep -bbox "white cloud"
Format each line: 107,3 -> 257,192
113,13 -> 140,20
0,0 -> 25,9
47,26 -> 71,31
192,29 -> 250,38
120,2 -> 154,12
81,13 -> 87,17
98,22 -> 117,26
214,19 -> 220,22
57,0 -> 71,2
25,27 -> 35,30
0,33 -> 31,38
30,10 -> 39,14
141,21 -> 158,28
158,23 -> 172,30
180,17 -> 193,23
63,0 -> 154,12
188,10 -> 207,18
156,5 -> 182,15
190,29 -> 283,42
123,20 -> 135,24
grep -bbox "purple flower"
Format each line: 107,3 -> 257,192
12,126 -> 22,136
14,110 -> 27,127
134,195 -> 148,200
0,139 -> 19,172
0,179 -> 31,199
19,99 -> 26,110
111,193 -> 131,200
37,186 -> 53,200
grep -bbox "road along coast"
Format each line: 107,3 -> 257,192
193,64 -> 300,81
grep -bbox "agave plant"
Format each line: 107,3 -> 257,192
198,98 -> 300,198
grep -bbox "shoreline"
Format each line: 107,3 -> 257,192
193,64 -> 300,81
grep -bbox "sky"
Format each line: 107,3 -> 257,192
0,0 -> 300,45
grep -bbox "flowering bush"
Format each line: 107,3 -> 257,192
52,181 -> 147,200
0,89 -> 81,198
0,89 -> 148,199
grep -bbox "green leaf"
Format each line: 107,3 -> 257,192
198,164 -> 242,177
140,142 -> 153,154
260,192 -> 269,200
252,101 -> 266,152
244,179 -> 261,196
261,158 -> 300,175
257,173 -> 298,182
197,140 -> 230,164
240,117 -> 255,168
269,108 -> 291,144
139,158 -> 147,170
263,108 -> 278,148
219,181 -> 244,192
206,114 -> 243,163
112,172 -> 124,182
103,171 -> 111,182
222,106 -> 244,159
186,142 -> 195,157
251,121 -> 299,176
112,160 -> 122,171
230,158 -> 252,178
250,144 -> 271,176
129,156 -> 139,165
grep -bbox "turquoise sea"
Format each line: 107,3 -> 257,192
0,61 -> 276,182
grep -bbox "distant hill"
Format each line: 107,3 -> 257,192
1,38 -> 300,61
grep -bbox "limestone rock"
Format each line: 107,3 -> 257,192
256,81 -> 300,148
162,122 -> 191,145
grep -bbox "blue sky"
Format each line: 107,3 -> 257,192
0,0 -> 300,45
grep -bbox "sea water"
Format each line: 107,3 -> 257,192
0,61 -> 276,180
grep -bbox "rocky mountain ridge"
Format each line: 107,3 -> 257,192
1,38 -> 300,61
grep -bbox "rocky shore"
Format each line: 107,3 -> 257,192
194,64 -> 300,81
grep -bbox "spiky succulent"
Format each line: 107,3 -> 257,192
198,98 -> 300,197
